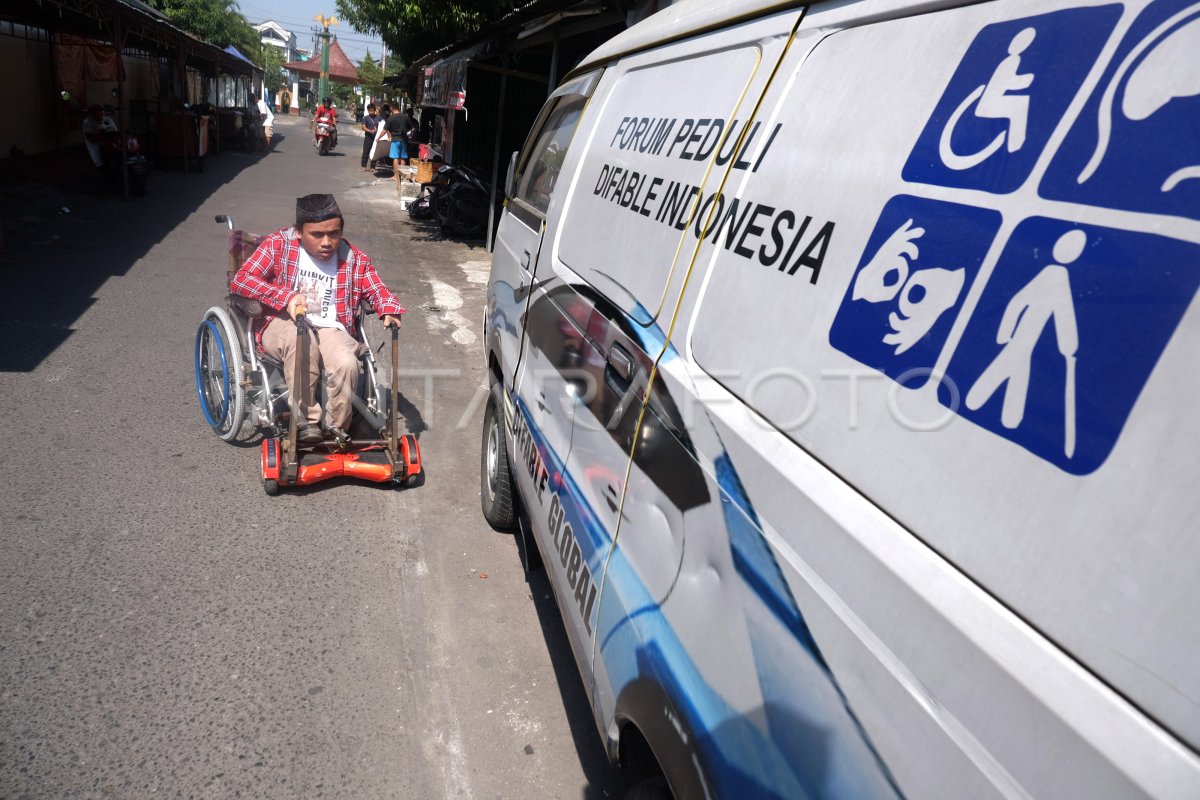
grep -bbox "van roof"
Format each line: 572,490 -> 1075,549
576,0 -> 798,72
572,0 -> 960,76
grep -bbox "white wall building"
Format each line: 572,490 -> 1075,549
253,20 -> 299,113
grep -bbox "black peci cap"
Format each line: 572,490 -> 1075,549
295,193 -> 342,225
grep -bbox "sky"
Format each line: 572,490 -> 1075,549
236,0 -> 388,66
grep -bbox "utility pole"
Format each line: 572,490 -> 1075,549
313,14 -> 339,102
378,45 -> 387,106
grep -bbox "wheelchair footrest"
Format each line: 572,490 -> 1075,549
262,436 -> 398,488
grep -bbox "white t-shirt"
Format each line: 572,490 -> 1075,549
294,248 -> 345,331
257,98 -> 274,126
81,115 -> 117,167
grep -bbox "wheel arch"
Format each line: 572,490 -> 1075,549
487,349 -> 504,389
613,678 -> 710,800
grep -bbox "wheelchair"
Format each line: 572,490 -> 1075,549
194,214 -> 421,493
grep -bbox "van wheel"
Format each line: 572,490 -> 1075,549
481,380 -> 516,529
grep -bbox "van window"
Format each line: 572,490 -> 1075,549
511,72 -> 598,216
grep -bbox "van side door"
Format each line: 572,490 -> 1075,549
540,11 -> 807,778
498,75 -> 609,675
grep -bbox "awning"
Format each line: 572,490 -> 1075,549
421,40 -> 491,109
223,45 -> 257,67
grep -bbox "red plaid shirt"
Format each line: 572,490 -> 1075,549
230,227 -> 405,343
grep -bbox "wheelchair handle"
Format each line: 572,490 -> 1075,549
286,311 -> 312,482
389,323 -> 399,460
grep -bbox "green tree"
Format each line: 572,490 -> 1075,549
335,0 -> 517,63
258,44 -> 288,94
332,83 -> 358,113
146,0 -> 259,52
357,51 -> 384,103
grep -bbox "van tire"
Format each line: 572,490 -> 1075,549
481,380 -> 516,529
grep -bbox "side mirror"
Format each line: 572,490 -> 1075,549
505,150 -> 518,200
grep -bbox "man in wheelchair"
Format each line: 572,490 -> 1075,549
230,193 -> 405,444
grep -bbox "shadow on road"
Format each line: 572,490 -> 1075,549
513,535 -> 630,797
0,145 -> 265,372
405,216 -> 489,246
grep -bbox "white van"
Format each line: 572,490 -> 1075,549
480,0 -> 1200,796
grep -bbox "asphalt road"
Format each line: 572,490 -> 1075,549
0,115 -> 622,799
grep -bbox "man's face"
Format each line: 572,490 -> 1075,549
298,218 -> 343,260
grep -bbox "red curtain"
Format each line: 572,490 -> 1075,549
54,34 -> 123,130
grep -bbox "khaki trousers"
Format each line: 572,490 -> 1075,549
262,316 -> 360,429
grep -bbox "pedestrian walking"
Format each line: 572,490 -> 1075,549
383,105 -> 417,185
253,93 -> 274,151
360,103 -> 379,172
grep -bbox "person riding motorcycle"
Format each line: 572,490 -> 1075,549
312,97 -> 338,150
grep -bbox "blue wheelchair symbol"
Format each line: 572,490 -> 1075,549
829,196 -> 1000,384
903,6 -> 1120,194
939,217 -> 1200,474
1041,0 -> 1200,221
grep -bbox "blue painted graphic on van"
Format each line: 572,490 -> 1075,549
629,299 -> 678,363
829,196 -> 1000,385
716,455 -> 817,656
713,454 -> 905,799
599,543 -> 903,800
903,6 -> 1120,194
516,386 -> 904,797
939,217 -> 1200,474
1040,0 -> 1200,221
511,396 -> 608,629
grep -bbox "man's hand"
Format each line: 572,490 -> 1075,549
382,314 -> 402,328
287,294 -> 307,318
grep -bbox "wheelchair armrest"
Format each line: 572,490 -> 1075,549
228,293 -> 263,319
358,299 -> 376,318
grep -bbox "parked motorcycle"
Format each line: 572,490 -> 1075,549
408,160 -> 451,221
120,130 -> 152,197
313,112 -> 337,155
99,105 -> 152,196
409,161 -> 495,239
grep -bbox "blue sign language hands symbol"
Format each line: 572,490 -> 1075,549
830,197 -> 999,383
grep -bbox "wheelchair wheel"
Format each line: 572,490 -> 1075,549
195,306 -> 246,441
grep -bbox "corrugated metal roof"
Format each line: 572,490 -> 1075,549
411,0 -> 602,68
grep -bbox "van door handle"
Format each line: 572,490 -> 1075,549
603,484 -> 619,513
604,340 -> 633,398
607,345 -> 633,381
537,390 -> 547,412
521,249 -> 531,270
